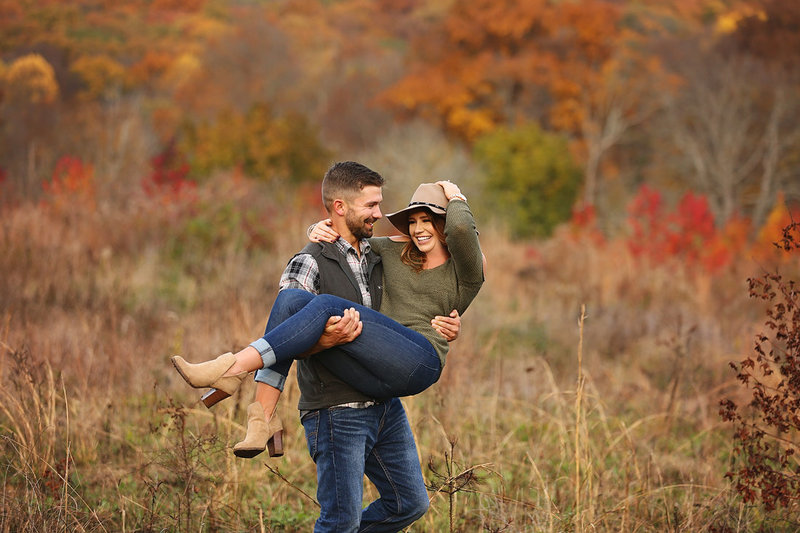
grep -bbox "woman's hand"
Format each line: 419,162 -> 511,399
435,180 -> 466,202
309,219 -> 340,243
432,309 -> 461,342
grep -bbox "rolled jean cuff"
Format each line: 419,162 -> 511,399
249,338 -> 277,369
254,367 -> 286,391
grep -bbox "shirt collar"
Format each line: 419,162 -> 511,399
335,237 -> 371,257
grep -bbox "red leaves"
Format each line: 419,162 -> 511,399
626,185 -> 746,273
141,141 -> 196,203
721,220 -> 800,511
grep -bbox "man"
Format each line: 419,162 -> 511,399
250,161 -> 460,532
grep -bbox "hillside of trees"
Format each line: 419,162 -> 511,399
2,0 -> 798,236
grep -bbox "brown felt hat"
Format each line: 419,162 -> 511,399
386,183 -> 448,234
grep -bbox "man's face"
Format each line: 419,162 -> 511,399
344,185 -> 383,240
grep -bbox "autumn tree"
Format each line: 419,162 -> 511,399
727,0 -> 800,72
725,0 -> 800,227
1,54 -> 59,194
180,103 -> 331,184
657,11 -> 800,229
379,0 -> 672,208
71,54 -> 127,102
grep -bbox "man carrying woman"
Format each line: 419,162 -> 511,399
172,161 -> 483,531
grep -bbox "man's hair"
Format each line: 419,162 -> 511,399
321,161 -> 384,212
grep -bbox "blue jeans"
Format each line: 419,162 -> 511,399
251,289 -> 442,398
302,398 -> 429,532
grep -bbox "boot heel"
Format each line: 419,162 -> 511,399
267,429 -> 284,457
171,352 -> 247,408
201,388 -> 230,408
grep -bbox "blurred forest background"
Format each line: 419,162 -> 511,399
2,0 -> 800,531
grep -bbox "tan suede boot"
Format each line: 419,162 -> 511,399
233,402 -> 284,458
171,352 -> 247,407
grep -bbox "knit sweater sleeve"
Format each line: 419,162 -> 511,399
444,200 -> 484,311
367,236 -> 391,256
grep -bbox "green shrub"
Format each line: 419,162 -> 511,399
473,123 -> 581,238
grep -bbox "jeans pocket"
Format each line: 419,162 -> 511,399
301,410 -> 320,459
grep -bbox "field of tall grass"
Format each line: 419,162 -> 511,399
1,172 -> 798,532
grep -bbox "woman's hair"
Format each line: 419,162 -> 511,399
321,161 -> 384,213
400,208 -> 448,272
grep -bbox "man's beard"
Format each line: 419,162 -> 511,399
346,211 -> 375,240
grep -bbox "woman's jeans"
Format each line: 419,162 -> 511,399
250,289 -> 441,399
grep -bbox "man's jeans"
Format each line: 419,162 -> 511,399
301,398 -> 429,532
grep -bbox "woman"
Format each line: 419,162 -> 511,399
172,180 -> 484,456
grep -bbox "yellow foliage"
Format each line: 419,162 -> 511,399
4,54 -> 59,105
185,15 -> 232,41
715,4 -> 766,34
71,54 -> 126,100
164,52 -> 202,90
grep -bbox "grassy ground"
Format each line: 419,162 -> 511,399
1,174 -> 798,532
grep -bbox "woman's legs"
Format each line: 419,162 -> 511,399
253,288 -> 315,388
248,291 -> 442,398
314,308 -> 442,398
250,290 -> 311,421
256,381 -> 281,416
235,291 -> 312,457
207,288 -> 440,398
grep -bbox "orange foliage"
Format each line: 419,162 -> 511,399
751,193 -> 800,263
150,0 -> 205,12
0,1 -> 22,21
379,0 -> 667,145
128,50 -> 175,86
41,156 -> 96,211
379,0 -> 553,140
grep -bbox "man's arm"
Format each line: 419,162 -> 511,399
280,253 -> 321,294
303,307 -> 362,356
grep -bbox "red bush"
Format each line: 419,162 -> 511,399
720,220 -> 800,511
626,185 -> 747,273
41,156 -> 96,210
141,141 -> 196,202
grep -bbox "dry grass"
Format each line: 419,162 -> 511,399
1,173 -> 799,531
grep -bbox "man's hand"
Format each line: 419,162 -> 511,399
432,309 -> 461,342
316,308 -> 362,350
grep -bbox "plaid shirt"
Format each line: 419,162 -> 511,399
279,238 -> 373,310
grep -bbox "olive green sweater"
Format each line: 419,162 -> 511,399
369,200 -> 484,367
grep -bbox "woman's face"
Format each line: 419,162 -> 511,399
408,210 -> 445,255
